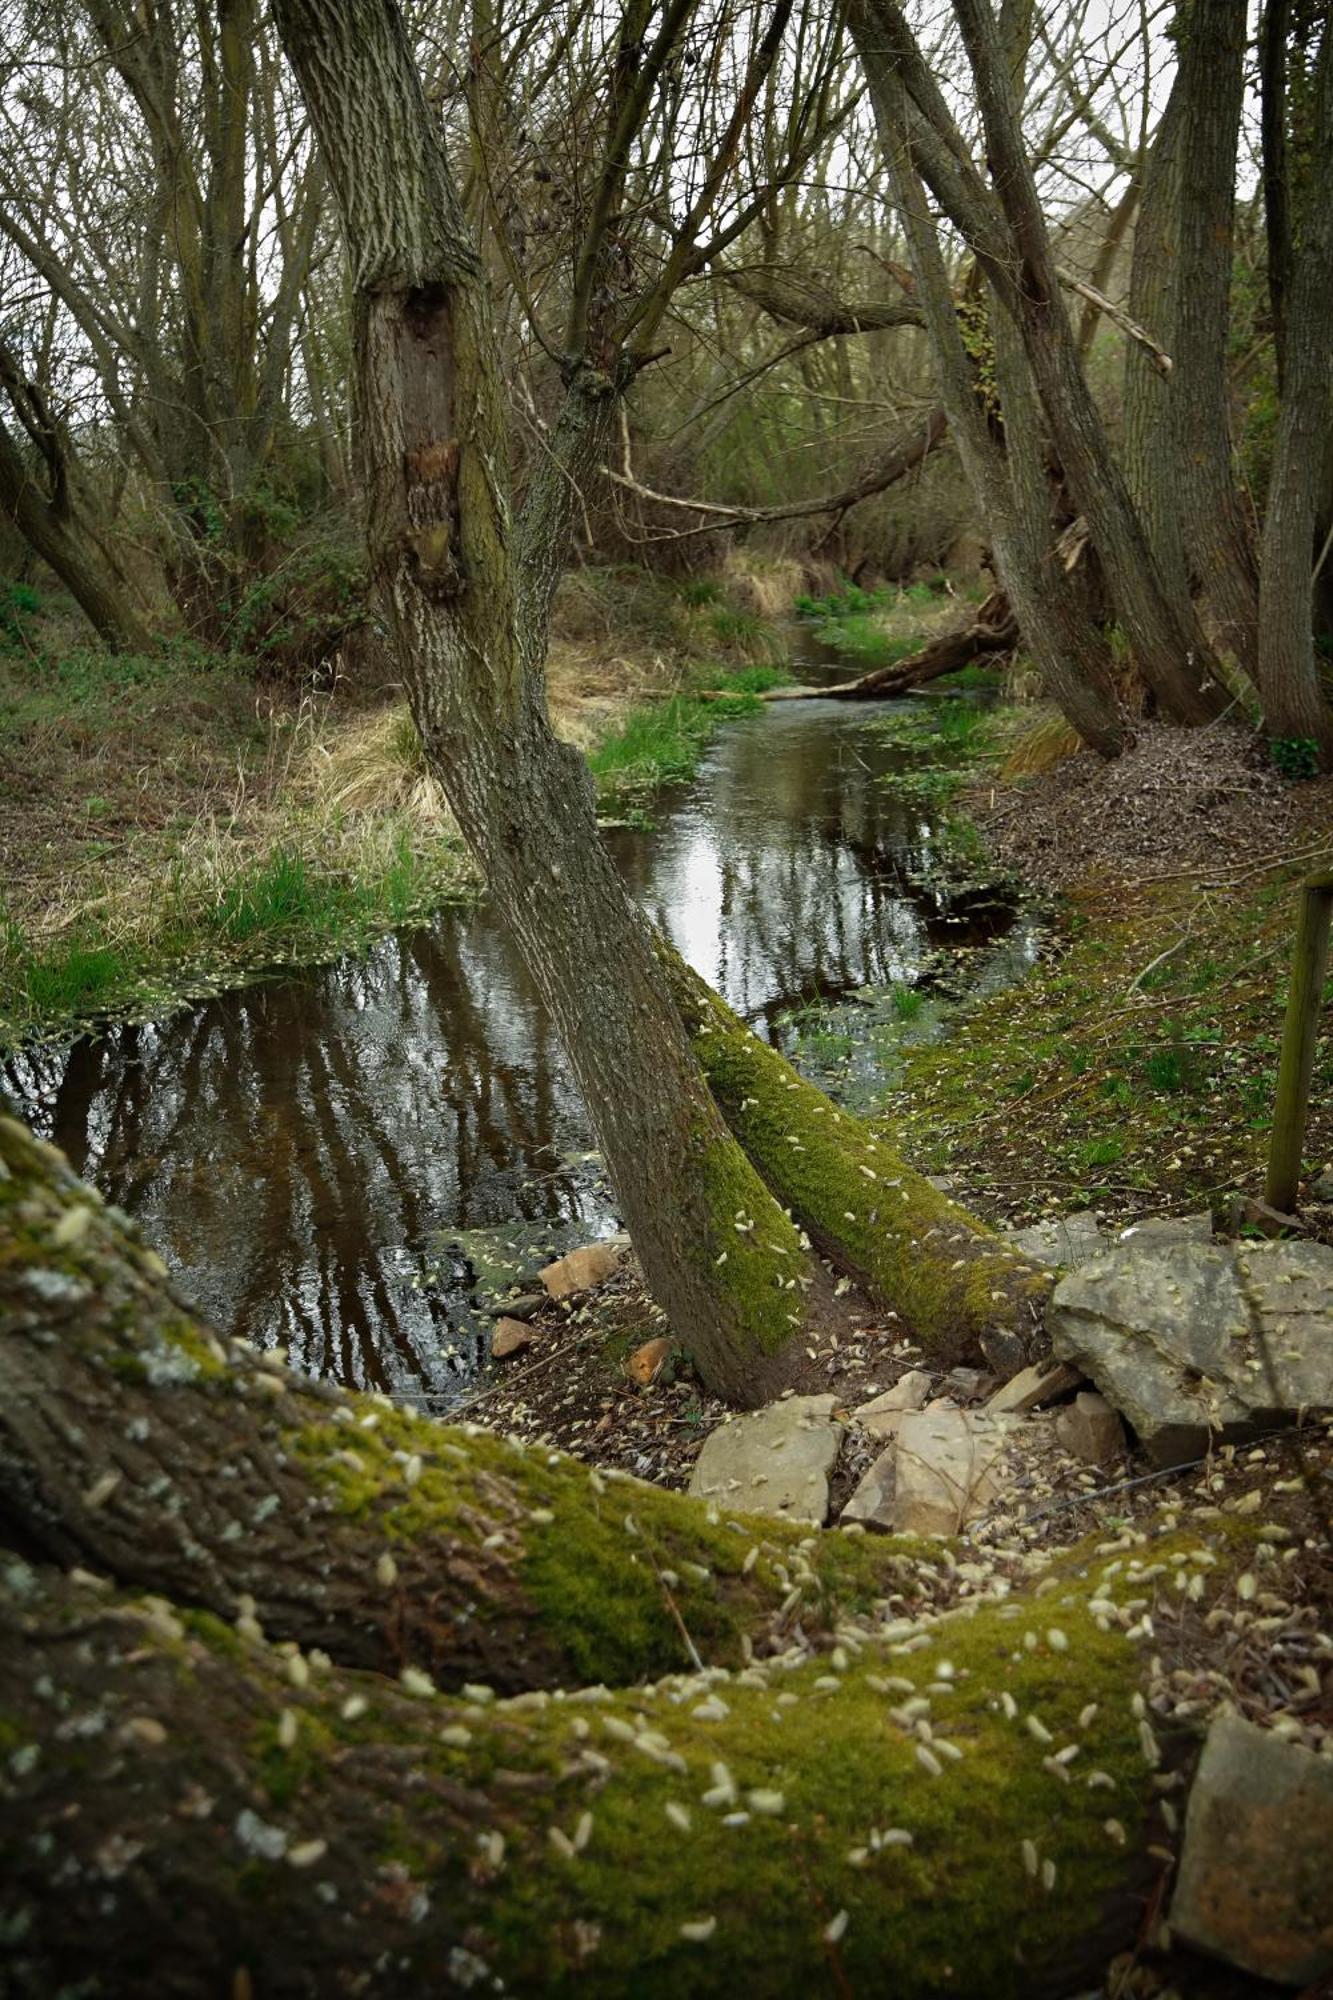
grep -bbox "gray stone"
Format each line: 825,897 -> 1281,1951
1054,1390 -> 1124,1467
890,1408 -> 1019,1536
854,1369 -> 932,1440
945,1366 -> 994,1402
487,1292 -> 544,1323
978,1324 -> 1029,1380
1171,1712 -> 1333,1986
1005,1209 -> 1107,1269
840,1445 -> 897,1529
1050,1239 -> 1333,1464
1116,1210 -> 1213,1246
1310,1166 -> 1333,1203
986,1359 -> 1083,1415
687,1395 -> 843,1525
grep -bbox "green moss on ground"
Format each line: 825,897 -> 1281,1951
882,862 -> 1333,1219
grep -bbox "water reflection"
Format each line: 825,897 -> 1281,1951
4,695 -> 1021,1400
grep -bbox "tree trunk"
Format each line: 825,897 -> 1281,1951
848,11 -> 1129,759
0,1116 -> 1201,2000
1172,0 -> 1259,676
768,588 -> 1018,700
662,957 -> 1054,1374
0,1116 -> 913,1695
1256,17 -> 1333,761
945,0 -> 1229,729
1123,81 -> 1190,610
0,415 -> 152,652
269,0 -> 821,1406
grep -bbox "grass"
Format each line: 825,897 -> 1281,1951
877,859 -> 1333,1218
0,567 -> 799,1044
587,665 -> 788,813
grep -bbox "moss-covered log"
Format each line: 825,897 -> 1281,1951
663,955 -> 1054,1372
0,1117 -> 920,1694
0,1540 -> 1192,1998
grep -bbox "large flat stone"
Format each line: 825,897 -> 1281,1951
890,1408 -> 1019,1536
1049,1239 -> 1333,1464
687,1395 -> 843,1525
1171,1713 -> 1333,1986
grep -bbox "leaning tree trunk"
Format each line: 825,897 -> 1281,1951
0,415 -> 152,652
661,957 -> 1054,1375
0,1113 -> 1223,1999
766,588 -> 1018,701
1123,79 -> 1190,613
1256,19 -> 1333,763
849,15 -> 1129,759
268,0 -> 822,1405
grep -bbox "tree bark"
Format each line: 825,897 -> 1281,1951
0,1112 -> 1231,2000
269,0 -> 825,1406
1172,0 -> 1259,676
0,411 -> 152,652
1256,15 -> 1333,760
0,1116 -> 921,1696
1123,80 -> 1190,611
662,958 -> 1054,1373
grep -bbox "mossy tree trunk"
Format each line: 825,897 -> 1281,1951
0,1119 -> 906,1696
662,957 -> 1054,1375
1,1120 -> 1199,1999
268,0 -> 820,1405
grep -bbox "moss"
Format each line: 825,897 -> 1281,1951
678,973 -> 1051,1356
689,1119 -> 814,1359
413,1548 -> 1174,1995
289,1407 -> 936,1687
252,1710 -> 338,1809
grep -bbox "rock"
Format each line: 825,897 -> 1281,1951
840,1445 -> 897,1529
491,1318 -> 537,1359
1050,1239 -> 1333,1464
890,1408 -> 1019,1536
1227,1194 -> 1308,1239
1054,1390 -> 1124,1467
854,1369 -> 932,1439
986,1359 -> 1083,1415
1117,1211 -> 1213,1245
978,1324 -> 1029,1380
687,1395 -> 843,1525
1004,1209 -> 1107,1269
1170,1712 -> 1333,1986
626,1336 -> 673,1386
486,1292 -> 544,1323
945,1366 -> 994,1402
1310,1166 -> 1333,1203
539,1240 -> 625,1300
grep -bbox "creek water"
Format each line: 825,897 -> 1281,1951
4,647 -> 1035,1403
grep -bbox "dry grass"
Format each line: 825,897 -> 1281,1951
1000,710 -> 1084,777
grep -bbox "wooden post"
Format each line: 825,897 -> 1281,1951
1265,871 -> 1333,1212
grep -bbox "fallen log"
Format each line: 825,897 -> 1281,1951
770,589 -> 1018,702
0,1528 -> 1186,1997
0,1111 -> 1277,1997
0,1117 -> 926,1695
661,953 -> 1053,1372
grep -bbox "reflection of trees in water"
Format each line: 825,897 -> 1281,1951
2,916 -> 596,1397
1,704 -> 1018,1400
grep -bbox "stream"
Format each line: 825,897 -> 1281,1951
4,646 -> 1039,1404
